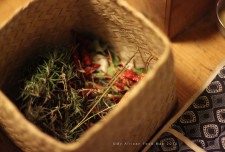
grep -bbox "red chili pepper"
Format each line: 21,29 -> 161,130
81,48 -> 92,66
122,70 -> 141,82
94,106 -> 99,111
73,49 -> 80,69
129,80 -> 135,86
132,75 -> 141,82
91,64 -> 100,68
105,73 -> 111,77
119,73 -> 125,80
111,95 -> 120,103
122,79 -> 127,84
114,82 -> 125,90
104,73 -> 112,81
84,66 -> 96,76
123,70 -> 137,79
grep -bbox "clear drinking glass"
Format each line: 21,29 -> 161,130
217,0 -> 225,37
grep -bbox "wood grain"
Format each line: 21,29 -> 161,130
172,10 -> 225,110
168,0 -> 215,37
124,0 -> 215,38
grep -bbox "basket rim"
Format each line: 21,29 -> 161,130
0,0 -> 172,151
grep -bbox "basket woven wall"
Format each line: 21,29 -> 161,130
0,0 -> 176,151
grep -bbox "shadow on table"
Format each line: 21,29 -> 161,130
171,9 -> 219,43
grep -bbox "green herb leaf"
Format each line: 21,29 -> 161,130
110,51 -> 120,66
107,64 -> 114,76
132,68 -> 145,75
93,71 -> 105,76
145,67 -> 150,73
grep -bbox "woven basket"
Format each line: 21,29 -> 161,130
0,0 -> 176,151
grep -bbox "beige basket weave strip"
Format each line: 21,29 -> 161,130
0,0 -> 176,151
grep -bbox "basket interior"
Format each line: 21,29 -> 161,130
0,0 -> 166,101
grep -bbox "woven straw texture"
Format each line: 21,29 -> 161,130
0,0 -> 176,151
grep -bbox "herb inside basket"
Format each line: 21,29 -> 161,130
18,32 -> 149,143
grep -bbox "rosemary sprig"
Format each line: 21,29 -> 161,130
18,33 -> 144,143
19,48 -> 86,142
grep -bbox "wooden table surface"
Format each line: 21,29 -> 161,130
172,10 -> 225,110
0,7 -> 225,152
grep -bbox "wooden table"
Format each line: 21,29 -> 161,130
0,8 -> 225,152
172,10 -> 225,110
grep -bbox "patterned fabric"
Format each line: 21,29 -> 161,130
148,66 -> 225,151
147,132 -> 194,152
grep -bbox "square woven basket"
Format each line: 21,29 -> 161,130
0,0 -> 176,151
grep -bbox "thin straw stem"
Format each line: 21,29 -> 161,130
70,67 -> 127,133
